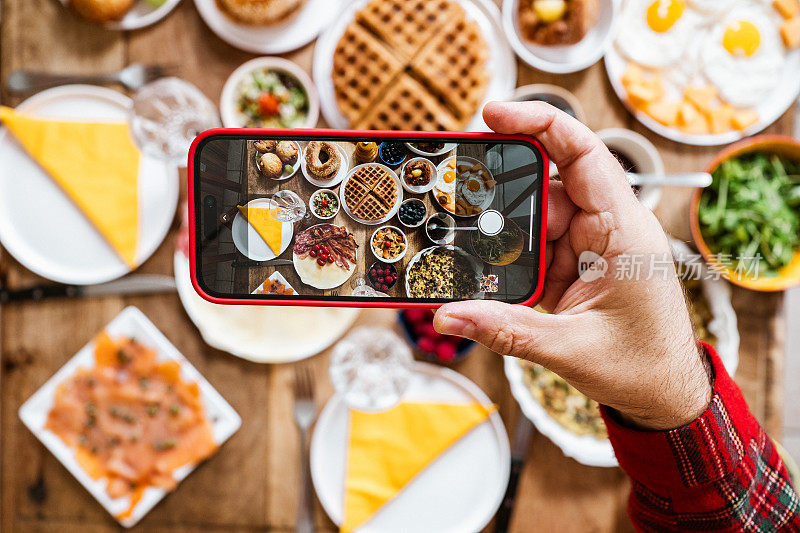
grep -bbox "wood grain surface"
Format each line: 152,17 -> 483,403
0,0 -> 793,531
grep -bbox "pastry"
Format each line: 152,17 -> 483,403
304,141 -> 341,180
275,141 -> 298,164
354,142 -> 379,164
254,140 -> 276,153
70,0 -> 135,22
216,0 -> 304,25
259,152 -> 284,180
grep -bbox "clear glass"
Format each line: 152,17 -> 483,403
129,77 -> 220,164
349,277 -> 388,297
329,327 -> 413,411
269,190 -> 308,223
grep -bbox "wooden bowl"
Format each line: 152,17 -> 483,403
690,135 -> 800,292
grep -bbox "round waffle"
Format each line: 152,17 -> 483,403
339,163 -> 402,225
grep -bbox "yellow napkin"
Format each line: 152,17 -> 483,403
342,402 -> 496,533
237,205 -> 282,255
0,106 -> 140,268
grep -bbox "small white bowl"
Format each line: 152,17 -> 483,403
596,128 -> 663,211
220,56 -> 320,129
503,0 -> 620,74
399,157 -> 437,194
397,198 -> 427,229
309,188 -> 340,220
511,84 -> 587,123
370,225 -> 408,264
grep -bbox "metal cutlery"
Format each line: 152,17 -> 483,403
293,366 -> 317,533
0,274 -> 177,304
5,63 -> 176,94
493,412 -> 535,533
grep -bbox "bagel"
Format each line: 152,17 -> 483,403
304,141 -> 341,180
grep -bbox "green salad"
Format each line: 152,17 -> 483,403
698,152 -> 800,277
236,68 -> 309,128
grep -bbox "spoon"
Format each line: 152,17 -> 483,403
626,172 -> 713,188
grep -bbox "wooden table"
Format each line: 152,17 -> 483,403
0,0 -> 792,531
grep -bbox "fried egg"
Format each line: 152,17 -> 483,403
616,0 -> 702,67
460,177 -> 488,206
687,0 -> 737,18
701,7 -> 785,107
435,167 -> 457,196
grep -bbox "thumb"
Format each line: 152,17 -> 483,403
433,300 -> 584,365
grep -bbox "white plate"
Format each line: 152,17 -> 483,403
503,0 -> 619,74
398,157 -> 437,194
18,306 -> 241,528
405,142 -> 458,157
251,270 -> 297,295
0,85 -> 179,285
339,163 -> 403,226
301,142 -> 350,188
313,0 -> 517,132
404,245 -> 484,299
254,141 -> 302,181
232,198 -> 294,261
174,252 -> 360,363
604,21 -> 800,146
194,0 -> 343,54
58,0 -> 182,30
434,156 -> 496,217
291,223 -> 357,289
310,362 -> 509,533
220,57 -> 320,129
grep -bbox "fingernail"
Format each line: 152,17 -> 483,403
434,314 -> 472,335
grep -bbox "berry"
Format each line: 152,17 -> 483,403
312,244 -> 319,252
381,284 -> 389,291
369,269 -> 377,277
376,277 -> 384,284
317,258 -> 325,266
417,337 -> 436,353
326,256 -> 334,263
405,309 -> 427,323
435,341 -> 458,363
309,250 -> 317,258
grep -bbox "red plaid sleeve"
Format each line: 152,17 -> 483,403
601,343 -> 800,532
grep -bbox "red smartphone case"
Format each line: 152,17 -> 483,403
188,129 -> 550,309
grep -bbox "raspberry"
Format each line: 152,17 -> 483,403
417,336 -> 436,353
435,341 -> 458,362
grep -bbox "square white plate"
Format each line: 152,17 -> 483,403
18,306 -> 241,527
251,270 -> 297,295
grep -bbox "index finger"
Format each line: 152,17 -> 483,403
483,101 -> 633,214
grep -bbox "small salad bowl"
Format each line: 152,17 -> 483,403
309,188 -> 340,220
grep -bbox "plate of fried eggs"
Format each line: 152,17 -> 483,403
432,157 -> 497,218
605,0 -> 800,145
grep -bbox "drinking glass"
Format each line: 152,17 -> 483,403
269,190 -> 308,223
349,277 -> 388,297
329,327 -> 413,411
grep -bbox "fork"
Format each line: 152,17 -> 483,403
293,366 -> 317,533
5,63 -> 176,95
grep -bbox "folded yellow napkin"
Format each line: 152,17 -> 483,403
342,401 -> 496,533
0,106 -> 140,268
237,205 -> 282,256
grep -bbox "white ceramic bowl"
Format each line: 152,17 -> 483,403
503,0 -> 620,74
405,142 -> 458,157
399,157 -> 437,194
511,84 -> 587,123
370,225 -> 408,264
397,198 -> 427,229
308,188 -> 341,220
220,57 -> 320,129
596,128 -> 663,211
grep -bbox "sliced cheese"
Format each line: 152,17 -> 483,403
237,205 -> 282,255
0,106 -> 140,267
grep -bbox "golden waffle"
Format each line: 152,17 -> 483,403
411,15 -> 489,120
353,73 -> 462,131
332,22 -> 405,123
355,0 -> 465,60
343,176 -> 371,212
351,164 -> 389,191
353,193 -> 390,221
370,174 -> 398,209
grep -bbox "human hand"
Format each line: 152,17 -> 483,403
434,101 -> 711,431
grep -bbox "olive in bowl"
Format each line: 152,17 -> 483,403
398,198 -> 427,228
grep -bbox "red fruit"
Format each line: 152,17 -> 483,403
309,250 -> 317,258
419,323 -> 437,338
381,284 -> 389,291
317,258 -> 325,266
326,256 -> 334,263
257,93 -> 280,116
405,309 -> 428,323
417,337 -> 436,353
435,341 -> 458,362
312,244 -> 320,252
369,269 -> 377,277
376,277 -> 384,284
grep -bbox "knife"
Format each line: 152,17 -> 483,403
231,258 -> 294,268
0,275 -> 177,303
493,412 -> 535,533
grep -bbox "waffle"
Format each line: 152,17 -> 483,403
411,15 -> 489,120
370,174 -> 398,209
351,164 -> 388,190
343,176 -> 371,210
353,73 -> 462,131
353,193 -> 390,221
332,22 -> 405,123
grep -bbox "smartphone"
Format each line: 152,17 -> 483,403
188,130 -> 548,308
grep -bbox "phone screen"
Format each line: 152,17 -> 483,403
191,133 -> 545,306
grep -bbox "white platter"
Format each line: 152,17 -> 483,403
19,306 -> 241,527
291,223 -> 356,290
174,251 -> 360,363
503,0 -> 620,74
301,142 -> 350,188
193,0 -> 343,54
310,362 -> 509,533
313,0 -> 517,132
251,270 -> 297,295
57,0 -> 182,30
0,85 -> 179,285
339,163 -> 403,226
231,197 -> 294,261
433,156 -> 496,218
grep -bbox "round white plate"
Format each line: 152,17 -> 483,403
291,223 -> 356,289
503,0 -> 619,74
254,141 -> 302,181
232,198 -> 294,261
405,142 -> 458,157
604,21 -> 800,146
434,156 -> 496,217
0,85 -> 178,285
173,252 -> 360,363
301,142 -> 349,188
404,245 -> 484,299
313,0 -> 517,132
310,362 -> 509,532
194,0 -> 343,54
398,157 -> 437,194
339,163 -> 403,226
220,57 -> 320,129
58,0 -> 182,30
